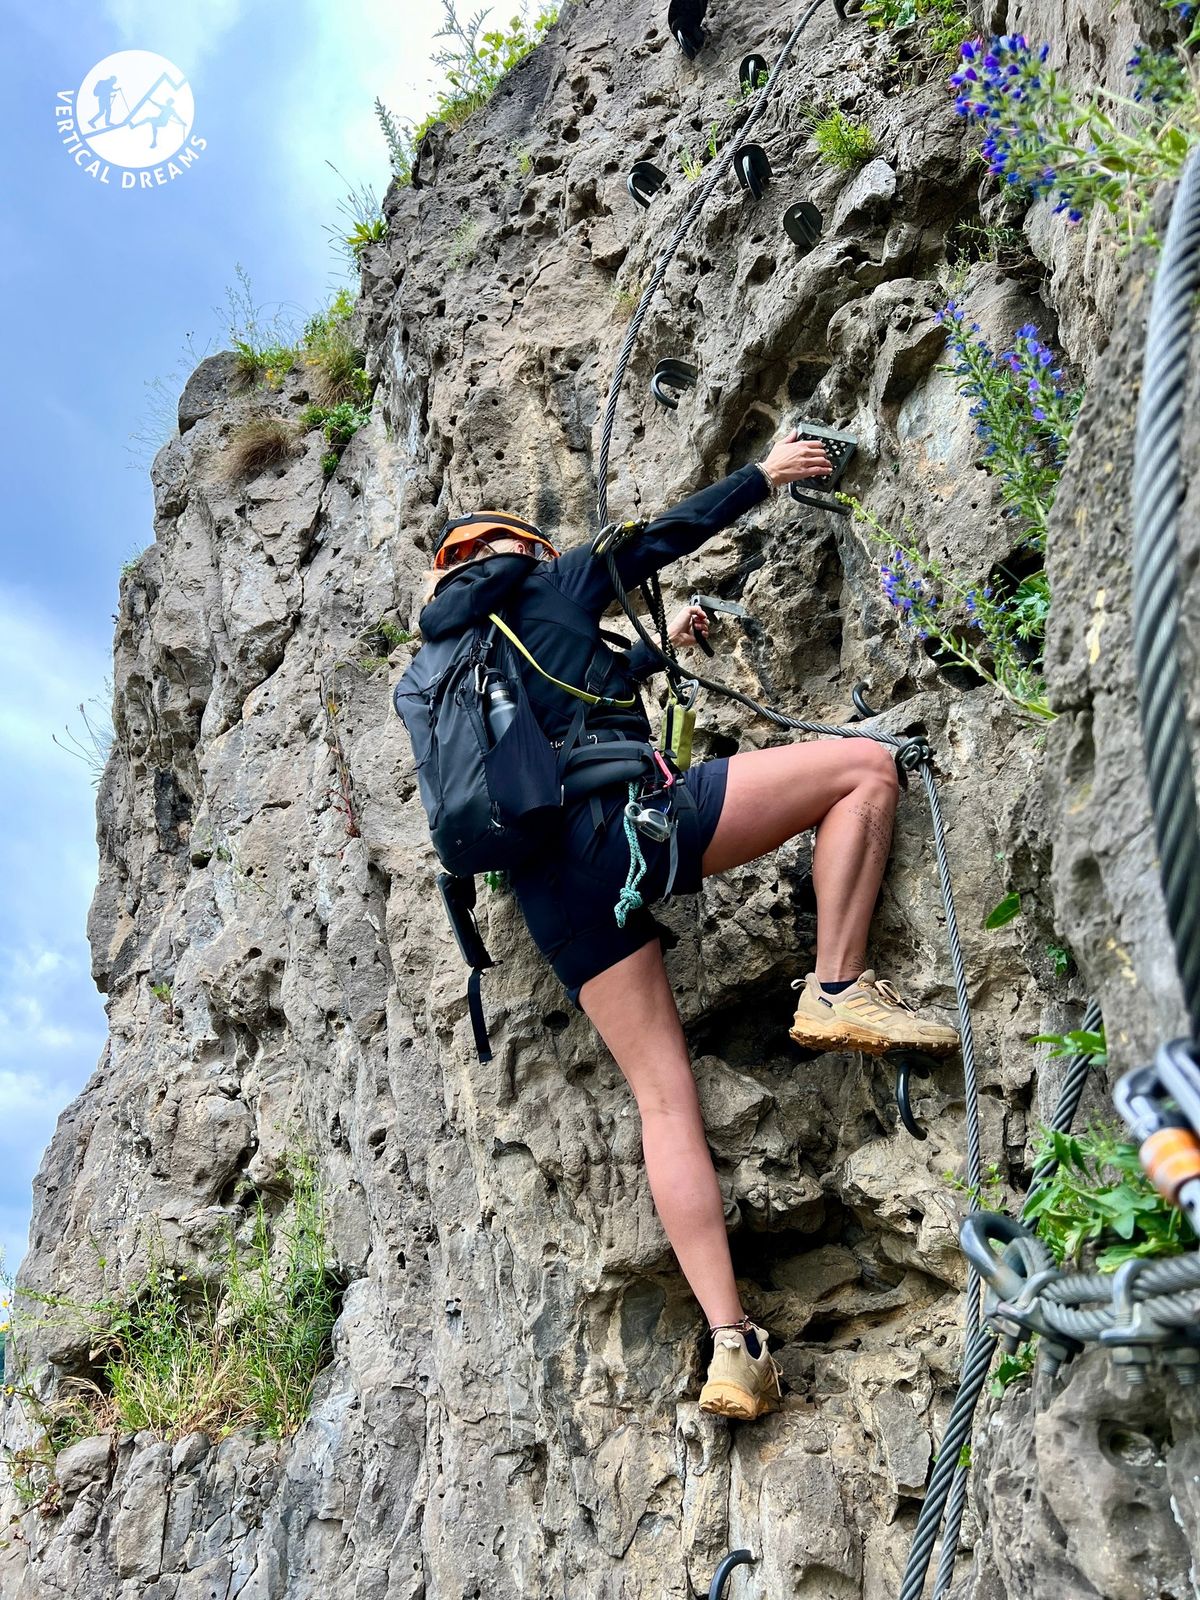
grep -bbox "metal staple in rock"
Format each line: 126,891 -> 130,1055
595,0 -> 828,526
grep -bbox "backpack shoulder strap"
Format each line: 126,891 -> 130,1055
488,613 -> 635,708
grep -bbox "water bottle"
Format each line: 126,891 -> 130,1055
482,674 -> 518,744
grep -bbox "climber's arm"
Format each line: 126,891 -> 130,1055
550,463 -> 770,613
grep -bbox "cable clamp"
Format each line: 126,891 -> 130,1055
893,735 -> 933,774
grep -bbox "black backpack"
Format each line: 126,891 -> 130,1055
392,618 -> 565,878
393,610 -> 652,1060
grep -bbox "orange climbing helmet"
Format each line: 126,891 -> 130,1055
433,509 -> 560,569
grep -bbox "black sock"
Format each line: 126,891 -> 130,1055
818,977 -> 855,994
743,1328 -> 761,1357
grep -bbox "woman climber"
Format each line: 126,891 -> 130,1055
415,429 -> 960,1420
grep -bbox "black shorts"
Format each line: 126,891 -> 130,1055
508,757 -> 730,1008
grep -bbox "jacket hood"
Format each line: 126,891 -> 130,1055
418,554 -> 538,642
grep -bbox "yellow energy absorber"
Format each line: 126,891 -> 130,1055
661,681 -> 699,770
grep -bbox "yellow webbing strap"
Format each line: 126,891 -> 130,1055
488,613 -> 636,708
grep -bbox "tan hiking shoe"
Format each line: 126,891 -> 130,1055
788,970 -> 960,1057
698,1322 -> 782,1421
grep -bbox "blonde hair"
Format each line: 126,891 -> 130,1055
420,535 -> 538,605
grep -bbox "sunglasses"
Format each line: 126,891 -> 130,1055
446,536 -> 549,565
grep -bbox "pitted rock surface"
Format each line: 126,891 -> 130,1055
3,0 -> 1199,1596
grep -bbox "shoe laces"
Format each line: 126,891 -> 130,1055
864,975 -> 913,1012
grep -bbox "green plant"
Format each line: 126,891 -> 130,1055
323,161 -> 387,267
376,96 -> 412,181
706,121 -> 721,161
301,289 -> 370,407
727,67 -> 769,106
52,680 -> 115,788
0,1151 -> 338,1471
430,2 -> 559,126
988,1341 -> 1036,1395
448,216 -> 482,269
945,1157 -> 1008,1211
512,141 -> 534,174
864,0 -> 971,53
1022,1122 -> 1191,1269
984,891 -> 1022,929
1046,942 -> 1072,977
1030,1025 -> 1108,1068
149,980 -> 176,1024
938,306 -> 1082,553
613,283 -> 642,318
951,35 -> 1200,242
381,5 -> 558,189
846,499 -> 1055,720
222,263 -> 301,389
676,145 -> 704,180
358,616 -> 412,660
808,107 -> 877,168
321,451 -> 341,479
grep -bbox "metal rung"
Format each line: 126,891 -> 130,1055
739,53 -> 769,91
782,200 -> 823,253
708,1549 -> 755,1599
733,143 -> 771,200
667,0 -> 707,56
651,358 -> 698,410
627,160 -> 667,209
787,420 -> 857,512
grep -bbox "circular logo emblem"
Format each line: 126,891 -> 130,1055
74,50 -> 195,169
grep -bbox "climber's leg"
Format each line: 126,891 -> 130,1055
578,939 -> 745,1329
701,738 -> 899,979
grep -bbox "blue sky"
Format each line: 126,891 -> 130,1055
0,0 -> 454,1276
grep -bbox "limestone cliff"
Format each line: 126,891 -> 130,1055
3,0 -> 1199,1595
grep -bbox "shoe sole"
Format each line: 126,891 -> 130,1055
698,1381 -> 780,1421
787,1016 -> 959,1058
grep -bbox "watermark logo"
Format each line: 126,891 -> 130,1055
57,50 -> 206,189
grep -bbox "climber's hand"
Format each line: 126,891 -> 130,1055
759,427 -> 833,485
667,603 -> 709,651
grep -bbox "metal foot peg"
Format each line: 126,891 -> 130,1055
787,421 -> 857,513
894,1052 -> 933,1139
667,0 -> 707,56
627,160 -> 667,209
651,357 -> 699,410
739,53 -> 769,92
783,200 -> 823,254
708,1549 -> 755,1599
850,683 -> 880,721
733,143 -> 772,200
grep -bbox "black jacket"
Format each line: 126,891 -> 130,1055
417,462 -> 771,744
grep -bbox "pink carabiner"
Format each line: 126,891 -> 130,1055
652,749 -> 676,789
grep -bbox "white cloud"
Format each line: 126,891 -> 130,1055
268,0 -> 453,267
101,0 -> 247,71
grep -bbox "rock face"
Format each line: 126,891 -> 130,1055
3,0 -> 1199,1595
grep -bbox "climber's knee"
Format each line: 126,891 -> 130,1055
854,739 -> 901,800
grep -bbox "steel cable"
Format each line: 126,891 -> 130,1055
1131,149 -> 1200,1038
898,1329 -> 999,1600
1027,998 -> 1105,1197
